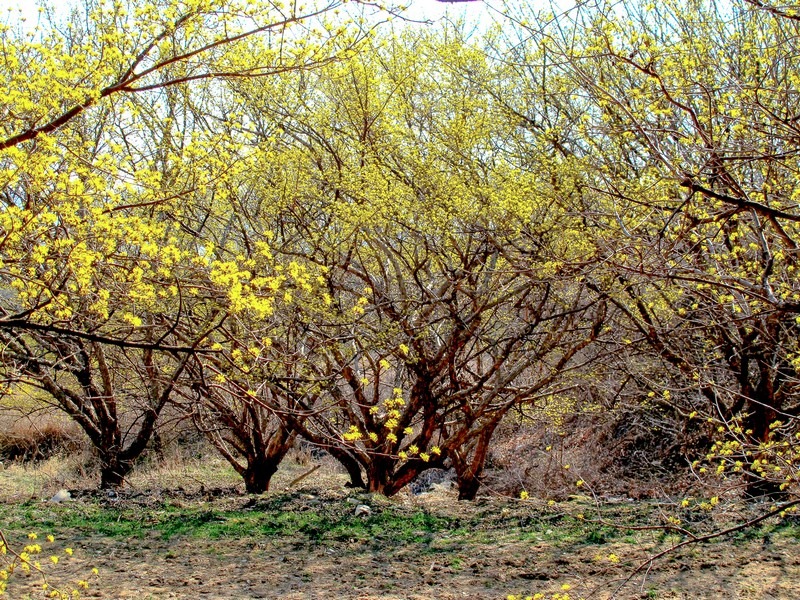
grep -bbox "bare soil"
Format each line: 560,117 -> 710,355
2,458 -> 799,599
47,528 -> 800,599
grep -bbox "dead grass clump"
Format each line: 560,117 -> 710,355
0,418 -> 85,463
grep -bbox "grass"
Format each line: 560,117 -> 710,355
3,470 -> 797,554
0,486 -> 692,564
0,493 -> 472,549
0,492 -> 685,549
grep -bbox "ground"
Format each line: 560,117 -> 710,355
1,455 -> 799,599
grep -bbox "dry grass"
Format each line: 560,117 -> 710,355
3,459 -> 799,600
485,411 -> 697,502
0,412 -> 85,461
0,439 -> 359,506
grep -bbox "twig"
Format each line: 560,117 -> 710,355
285,464 -> 321,489
0,528 -> 50,586
611,499 -> 800,597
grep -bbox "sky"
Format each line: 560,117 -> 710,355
0,0 -> 495,27
395,0 -> 492,23
0,0 -> 502,62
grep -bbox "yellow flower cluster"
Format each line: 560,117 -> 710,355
0,531 -> 97,598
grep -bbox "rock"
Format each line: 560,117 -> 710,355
409,468 -> 456,495
354,504 -> 372,517
430,480 -> 456,493
49,489 -> 71,503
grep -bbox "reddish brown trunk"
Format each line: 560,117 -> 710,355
366,457 -> 394,495
452,426 -> 495,500
457,477 -> 481,501
243,459 -> 280,494
327,447 -> 366,489
100,454 -> 132,489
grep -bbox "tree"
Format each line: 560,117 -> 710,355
221,28 -> 609,498
0,332 -> 195,487
498,0 -> 800,497
0,0 -> 380,486
183,267 -> 336,494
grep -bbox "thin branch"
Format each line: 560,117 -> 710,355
0,319 -> 217,353
611,499 -> 800,597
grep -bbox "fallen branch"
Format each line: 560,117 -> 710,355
611,498 -> 800,597
285,464 -> 321,490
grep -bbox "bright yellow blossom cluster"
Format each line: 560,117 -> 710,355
0,530 -> 97,598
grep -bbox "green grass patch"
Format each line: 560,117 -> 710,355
0,495 -> 463,548
3,490 -> 786,559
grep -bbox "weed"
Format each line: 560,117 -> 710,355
585,529 -> 607,544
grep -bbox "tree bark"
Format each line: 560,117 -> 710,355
243,458 -> 280,494
327,447 -> 366,489
99,454 -> 133,489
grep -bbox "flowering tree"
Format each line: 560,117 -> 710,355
499,0 -> 800,497
0,0 -> 381,486
217,29 -> 610,498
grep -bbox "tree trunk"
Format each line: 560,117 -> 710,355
743,363 -> 786,500
453,427 -> 494,500
100,454 -> 132,489
328,447 -> 366,489
457,475 -> 480,501
366,458 -> 393,495
243,458 -> 280,494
